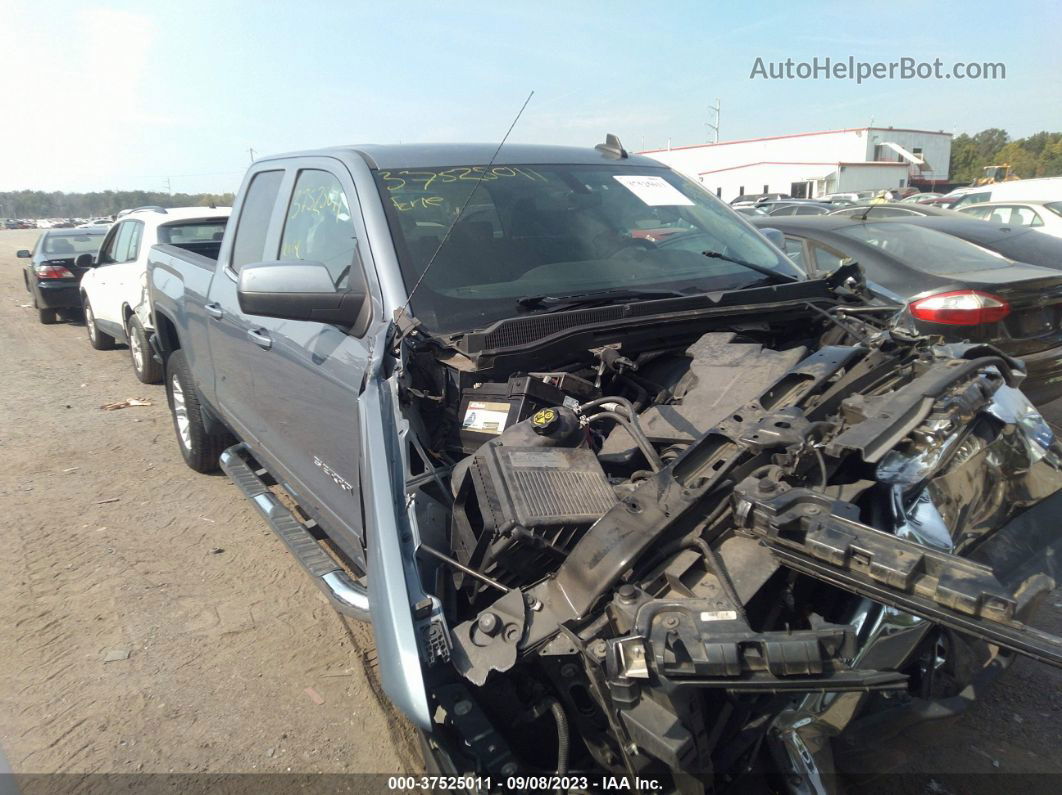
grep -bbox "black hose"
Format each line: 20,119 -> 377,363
578,397 -> 661,471
585,410 -> 662,471
578,395 -> 639,417
545,698 -> 570,777
616,373 -> 650,412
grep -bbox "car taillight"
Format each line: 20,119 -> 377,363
909,290 -> 1010,326
35,264 -> 75,279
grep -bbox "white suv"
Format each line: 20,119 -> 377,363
80,206 -> 230,382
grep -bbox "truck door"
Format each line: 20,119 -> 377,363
206,168 -> 287,447
244,162 -> 373,571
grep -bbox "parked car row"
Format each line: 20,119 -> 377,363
19,206 -> 230,384
5,217 -> 109,229
16,140 -> 1062,789
924,175 -> 1062,210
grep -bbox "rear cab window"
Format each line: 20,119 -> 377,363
159,219 -> 228,245
230,170 -> 285,272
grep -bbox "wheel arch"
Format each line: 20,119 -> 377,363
153,309 -> 182,361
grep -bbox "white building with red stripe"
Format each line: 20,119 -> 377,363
640,127 -> 952,202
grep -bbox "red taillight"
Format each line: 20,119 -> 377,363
909,290 -> 1010,326
35,264 -> 75,279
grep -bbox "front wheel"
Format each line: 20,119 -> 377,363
83,296 -> 115,350
165,349 -> 231,473
128,315 -> 163,384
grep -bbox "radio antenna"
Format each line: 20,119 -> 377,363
401,90 -> 534,312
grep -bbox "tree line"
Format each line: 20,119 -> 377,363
2,130 -> 1060,218
0,190 -> 235,220
949,129 -> 1062,183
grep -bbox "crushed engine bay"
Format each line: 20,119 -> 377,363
395,303 -> 1062,791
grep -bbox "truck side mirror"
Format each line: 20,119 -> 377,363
237,260 -> 367,328
75,253 -> 95,268
16,249 -> 31,258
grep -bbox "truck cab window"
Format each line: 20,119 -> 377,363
230,169 -> 284,272
280,169 -> 360,290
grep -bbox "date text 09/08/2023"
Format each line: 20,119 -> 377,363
387,775 -> 664,791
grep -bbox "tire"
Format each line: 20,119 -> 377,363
165,349 -> 230,473
83,296 -> 116,350
127,315 -> 163,384
37,307 -> 58,324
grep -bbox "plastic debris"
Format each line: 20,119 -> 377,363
103,648 -> 131,662
304,687 -> 325,705
100,398 -> 153,411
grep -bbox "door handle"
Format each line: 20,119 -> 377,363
247,328 -> 272,350
205,303 -> 223,319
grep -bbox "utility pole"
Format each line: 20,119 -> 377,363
707,98 -> 721,143
165,177 -> 172,195
248,147 -> 257,163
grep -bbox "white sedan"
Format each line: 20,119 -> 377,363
958,200 -> 1062,239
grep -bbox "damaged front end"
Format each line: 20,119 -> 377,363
394,304 -> 1062,791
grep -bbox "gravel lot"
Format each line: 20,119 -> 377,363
1,226 -> 1061,791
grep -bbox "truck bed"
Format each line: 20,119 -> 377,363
172,239 -> 222,261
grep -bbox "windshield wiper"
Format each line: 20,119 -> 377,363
701,249 -> 798,285
516,288 -> 691,313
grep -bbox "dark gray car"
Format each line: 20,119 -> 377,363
753,214 -> 1062,404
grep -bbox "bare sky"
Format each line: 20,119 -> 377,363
1,0 -> 1058,194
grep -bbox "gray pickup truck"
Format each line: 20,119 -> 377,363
148,139 -> 1062,790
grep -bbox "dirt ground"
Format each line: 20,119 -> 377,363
1,227 -> 1061,790
0,229 -> 420,779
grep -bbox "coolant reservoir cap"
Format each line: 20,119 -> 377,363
531,407 -> 561,435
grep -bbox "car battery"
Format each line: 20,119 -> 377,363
458,375 -> 572,453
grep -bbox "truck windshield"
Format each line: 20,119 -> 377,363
374,163 -> 803,334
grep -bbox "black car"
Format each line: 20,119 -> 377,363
752,214 -> 1062,404
827,201 -> 964,219
865,215 -> 1062,271
761,200 -> 832,216
17,229 -> 107,324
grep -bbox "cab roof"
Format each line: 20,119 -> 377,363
258,143 -> 666,170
